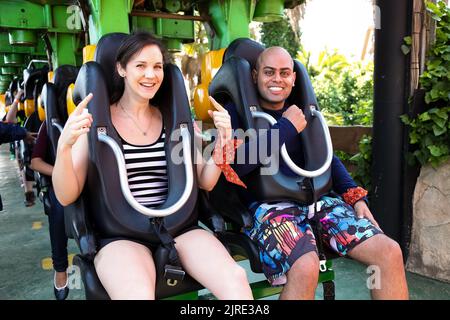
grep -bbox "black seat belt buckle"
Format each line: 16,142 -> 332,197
164,264 -> 185,286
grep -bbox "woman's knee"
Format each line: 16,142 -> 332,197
110,283 -> 155,300
223,264 -> 249,289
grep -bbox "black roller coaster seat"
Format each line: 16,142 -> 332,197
69,32 -> 203,299
38,65 -> 79,220
204,38 -> 336,274
209,38 -> 332,205
22,65 -> 48,133
5,79 -> 19,106
41,65 -> 80,162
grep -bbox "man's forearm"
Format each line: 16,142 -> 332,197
0,123 -> 27,144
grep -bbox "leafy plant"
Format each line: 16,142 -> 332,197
401,1 -> 450,167
298,48 -> 374,188
298,48 -> 374,126
349,135 -> 373,191
334,135 -> 373,193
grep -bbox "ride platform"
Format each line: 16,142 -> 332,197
0,144 -> 449,300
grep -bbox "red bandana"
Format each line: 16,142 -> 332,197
342,186 -> 368,206
212,139 -> 247,189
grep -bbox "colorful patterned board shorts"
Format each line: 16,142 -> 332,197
244,196 -> 382,286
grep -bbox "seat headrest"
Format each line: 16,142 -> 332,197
5,91 -> 13,106
53,65 -> 80,95
223,38 -> 265,69
5,79 -> 19,105
8,79 -> 19,95
93,32 -> 128,95
52,65 -> 79,122
23,66 -> 49,100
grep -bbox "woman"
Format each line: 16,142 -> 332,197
31,121 -> 69,300
52,32 -> 253,300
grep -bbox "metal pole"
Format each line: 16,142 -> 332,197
372,0 -> 412,251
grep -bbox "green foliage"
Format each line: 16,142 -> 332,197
333,135 -> 373,192
401,36 -> 412,55
401,1 -> 450,167
349,135 -> 373,191
262,18 -> 375,186
261,15 -> 301,57
298,48 -> 374,126
297,48 -> 374,188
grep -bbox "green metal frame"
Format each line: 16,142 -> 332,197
88,0 -> 131,44
0,0 -> 85,89
205,0 -> 252,50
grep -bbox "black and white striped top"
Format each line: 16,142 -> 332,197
121,127 -> 168,208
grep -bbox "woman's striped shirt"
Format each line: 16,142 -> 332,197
121,128 -> 168,208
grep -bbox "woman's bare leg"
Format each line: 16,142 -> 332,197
175,229 -> 253,300
94,240 -> 157,300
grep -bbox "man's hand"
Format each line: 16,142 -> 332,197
354,200 -> 381,230
24,131 -> 37,144
282,105 -> 307,133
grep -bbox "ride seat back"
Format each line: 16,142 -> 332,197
71,32 -> 203,299
5,79 -> 19,106
41,65 -> 79,162
23,66 -> 49,132
72,32 -> 198,243
209,38 -> 332,205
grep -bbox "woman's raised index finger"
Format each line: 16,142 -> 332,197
209,96 -> 226,112
74,93 -> 93,115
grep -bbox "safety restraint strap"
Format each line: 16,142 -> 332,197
303,178 -> 328,272
150,218 -> 185,286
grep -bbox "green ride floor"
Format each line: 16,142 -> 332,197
1,144 -> 449,300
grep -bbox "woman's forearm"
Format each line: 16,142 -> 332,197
52,144 -> 82,206
197,157 -> 222,191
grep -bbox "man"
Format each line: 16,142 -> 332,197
3,88 -> 37,207
0,121 -> 36,211
221,47 -> 408,300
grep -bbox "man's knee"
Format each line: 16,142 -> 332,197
369,235 -> 404,265
289,251 -> 320,280
382,237 -> 404,263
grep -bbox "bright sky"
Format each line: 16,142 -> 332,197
301,0 -> 374,61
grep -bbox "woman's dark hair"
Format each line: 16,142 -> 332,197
110,31 -> 170,104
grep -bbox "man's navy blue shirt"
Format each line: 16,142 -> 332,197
0,122 -> 27,144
